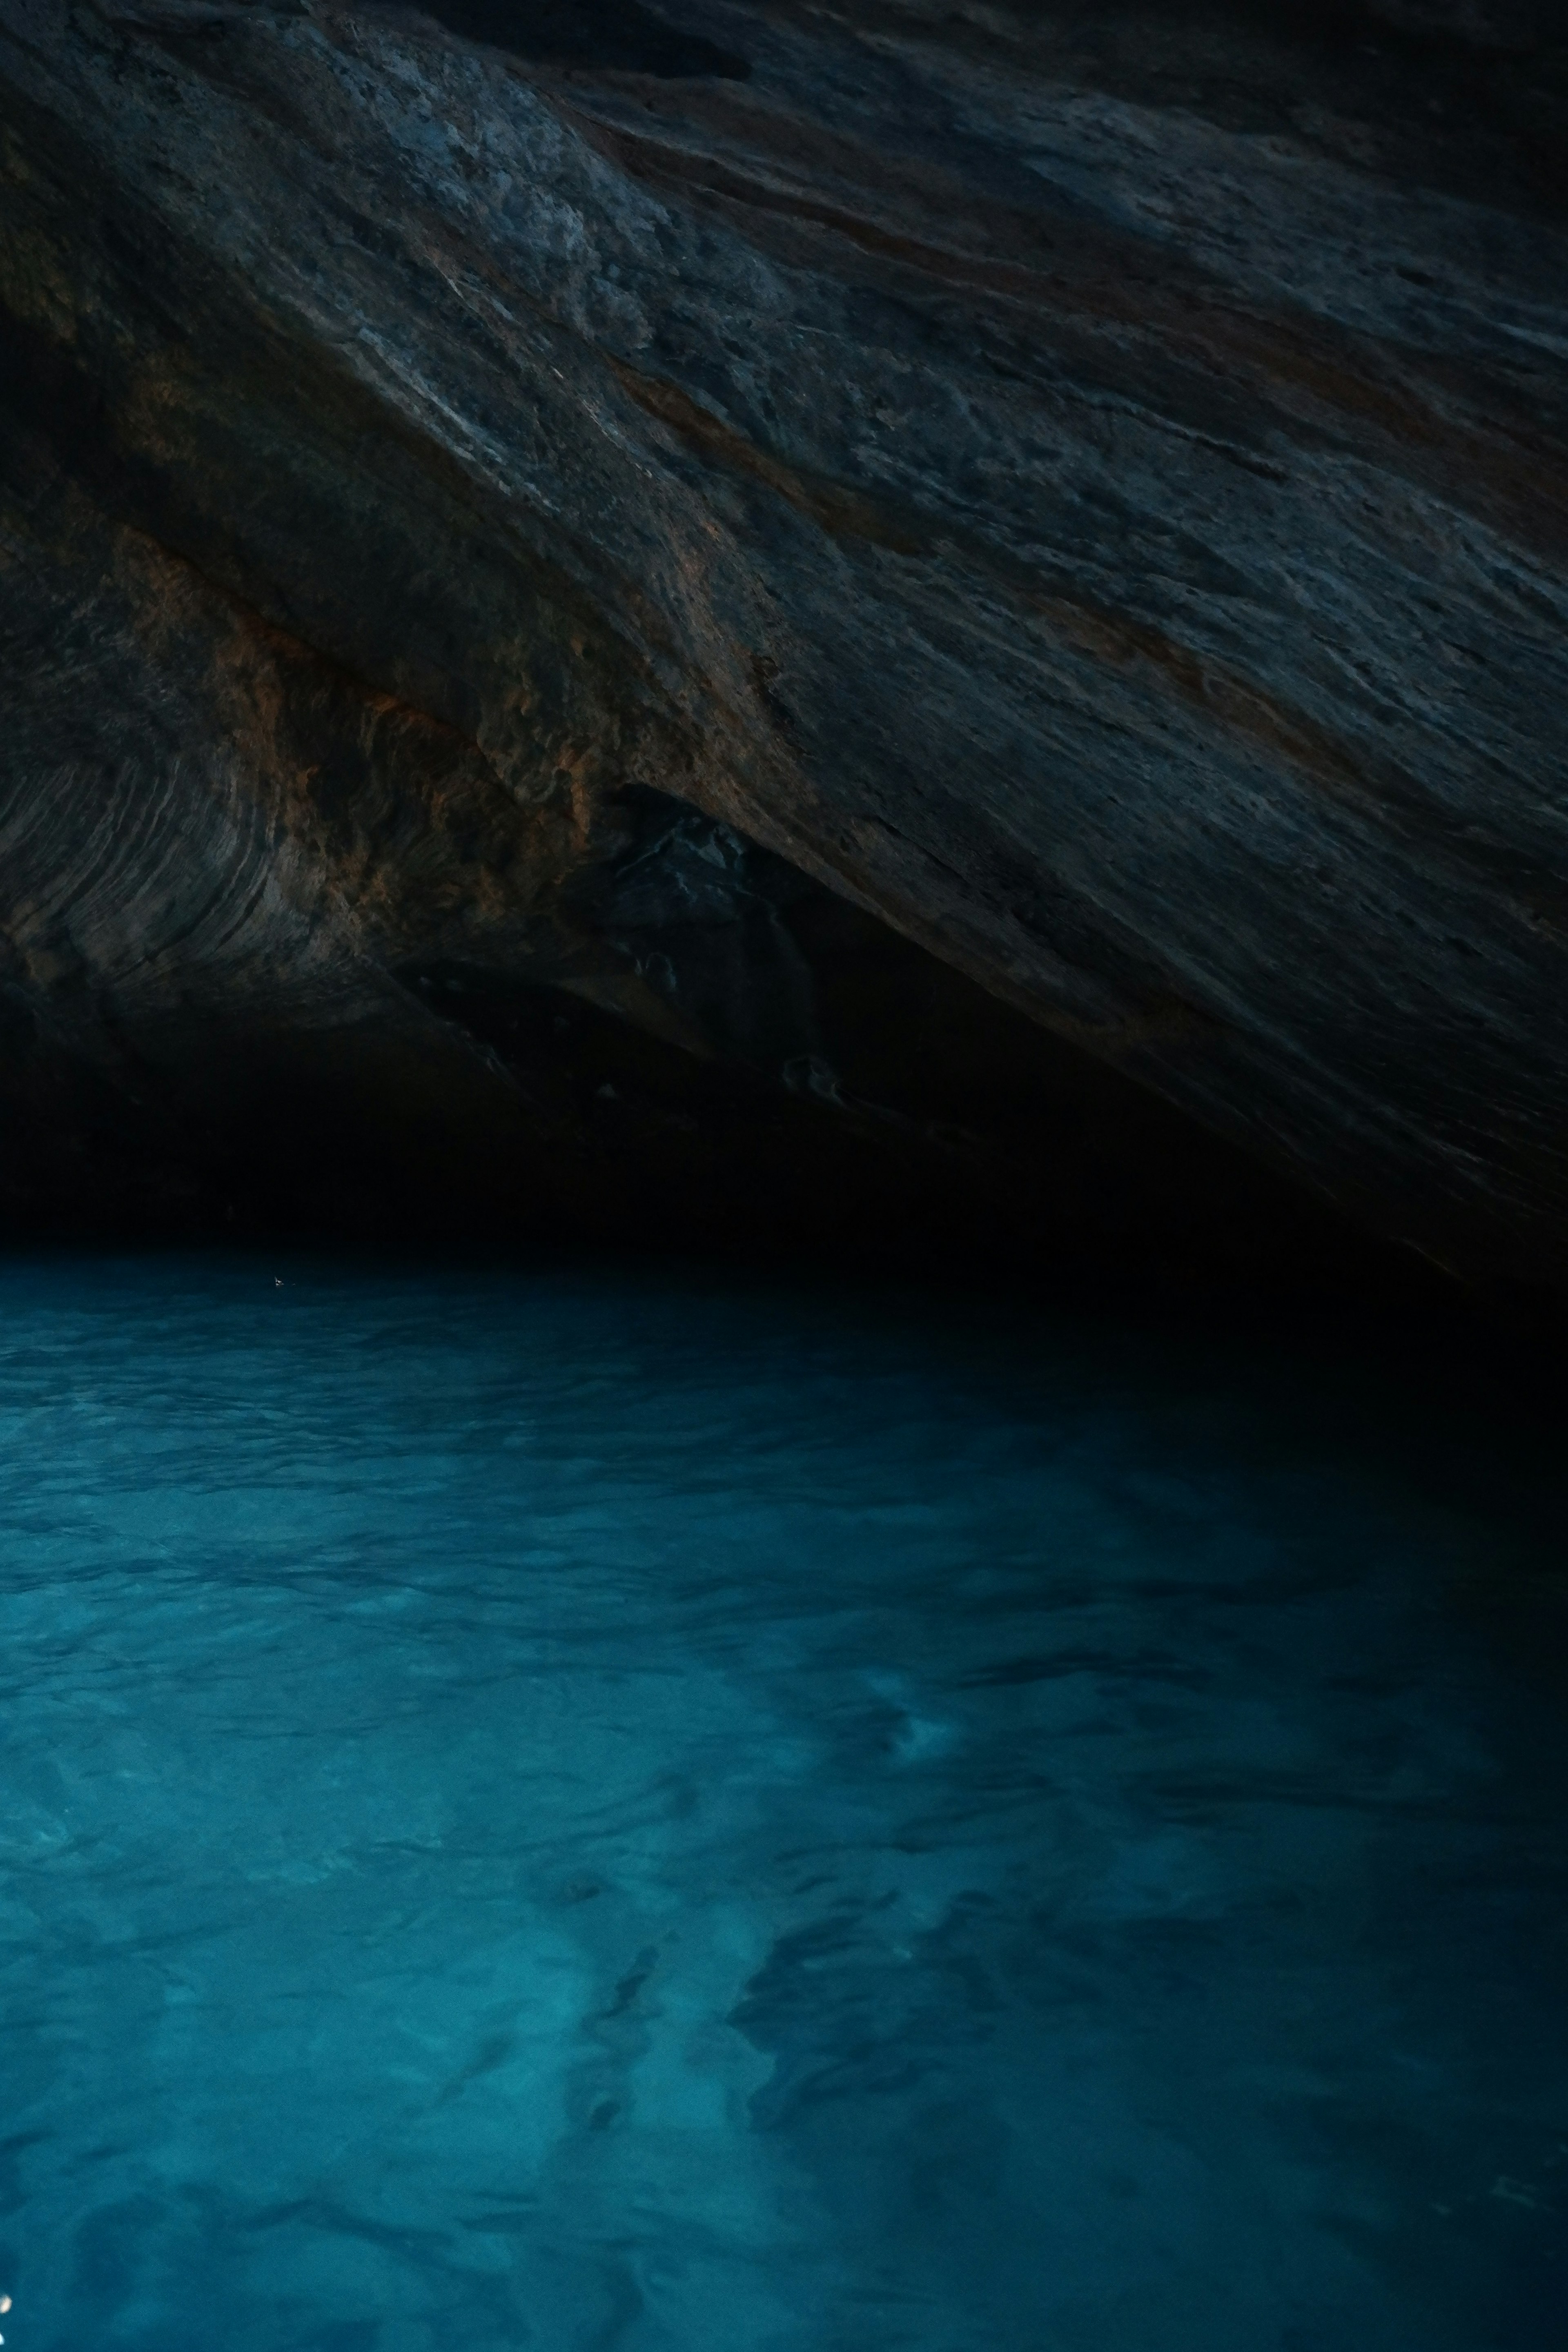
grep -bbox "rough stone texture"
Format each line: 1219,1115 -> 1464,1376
1,0 -> 1565,1301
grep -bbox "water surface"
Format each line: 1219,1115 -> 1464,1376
0,1256 -> 1563,2350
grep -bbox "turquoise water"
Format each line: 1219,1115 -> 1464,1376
0,1255 -> 1562,2352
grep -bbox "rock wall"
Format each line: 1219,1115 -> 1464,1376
1,0 -> 1565,1303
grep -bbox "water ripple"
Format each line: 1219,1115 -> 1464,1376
0,1255 -> 1563,2350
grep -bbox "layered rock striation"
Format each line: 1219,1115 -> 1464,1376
1,0 -> 1566,1301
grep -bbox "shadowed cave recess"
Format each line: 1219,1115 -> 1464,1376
2,0 -> 1566,1319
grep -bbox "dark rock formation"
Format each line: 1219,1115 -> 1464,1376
1,0 -> 1565,1304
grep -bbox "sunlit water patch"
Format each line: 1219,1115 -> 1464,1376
0,1255 -> 1563,2351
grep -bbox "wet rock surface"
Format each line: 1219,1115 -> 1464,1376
1,0 -> 1565,1302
